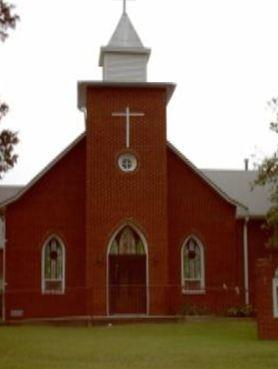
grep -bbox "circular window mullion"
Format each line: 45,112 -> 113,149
118,153 -> 137,172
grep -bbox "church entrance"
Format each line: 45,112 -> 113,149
108,226 -> 147,315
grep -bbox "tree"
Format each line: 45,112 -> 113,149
0,103 -> 18,176
0,0 -> 19,41
0,1 -> 19,178
255,98 -> 278,247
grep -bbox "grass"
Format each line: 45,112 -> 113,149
0,320 -> 277,369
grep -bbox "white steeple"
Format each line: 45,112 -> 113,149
99,6 -> 151,82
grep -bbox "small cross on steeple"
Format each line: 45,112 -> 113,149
115,0 -> 135,14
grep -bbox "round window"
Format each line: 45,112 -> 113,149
118,153 -> 137,172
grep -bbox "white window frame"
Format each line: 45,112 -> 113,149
181,235 -> 205,295
273,269 -> 278,318
41,235 -> 66,295
118,153 -> 137,172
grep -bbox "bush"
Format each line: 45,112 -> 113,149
226,305 -> 254,318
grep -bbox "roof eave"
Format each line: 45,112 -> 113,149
167,141 -> 247,211
236,213 -> 266,220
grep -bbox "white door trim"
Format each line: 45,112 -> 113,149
106,223 -> 149,316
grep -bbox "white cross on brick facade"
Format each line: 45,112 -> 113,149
112,106 -> 144,148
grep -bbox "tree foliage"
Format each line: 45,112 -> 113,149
0,102 -> 18,177
0,0 -> 19,41
255,98 -> 278,247
0,1 -> 19,178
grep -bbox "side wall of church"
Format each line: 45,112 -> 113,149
256,256 -> 278,339
167,148 -> 243,314
4,139 -> 86,320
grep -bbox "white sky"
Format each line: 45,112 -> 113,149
1,0 -> 278,185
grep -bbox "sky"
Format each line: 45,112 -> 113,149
1,0 -> 278,185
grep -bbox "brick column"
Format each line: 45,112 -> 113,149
256,256 -> 278,339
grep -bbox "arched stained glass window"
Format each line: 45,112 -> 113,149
109,226 -> 145,255
42,236 -> 65,294
182,236 -> 205,294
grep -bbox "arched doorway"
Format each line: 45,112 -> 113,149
107,225 -> 148,315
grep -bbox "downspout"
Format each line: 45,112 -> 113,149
243,216 -> 249,305
1,214 -> 6,322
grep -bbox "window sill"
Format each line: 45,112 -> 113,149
42,291 -> 65,295
182,289 -> 206,295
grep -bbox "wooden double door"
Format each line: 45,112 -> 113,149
109,255 -> 147,315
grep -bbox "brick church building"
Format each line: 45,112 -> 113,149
0,7 -> 275,322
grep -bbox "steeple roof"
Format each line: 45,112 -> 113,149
99,11 -> 150,67
99,9 -> 151,82
108,12 -> 144,49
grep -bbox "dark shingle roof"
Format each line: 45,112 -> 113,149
203,170 -> 271,217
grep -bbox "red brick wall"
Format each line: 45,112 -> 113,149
167,147 -> 242,314
85,86 -> 169,315
4,139 -> 86,320
2,84 -> 270,321
235,219 -> 246,304
256,257 -> 278,340
248,220 -> 269,308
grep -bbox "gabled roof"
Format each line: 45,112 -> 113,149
99,13 -> 151,67
167,142 -> 247,215
0,134 -> 269,219
0,133 -> 85,208
108,12 -> 144,49
203,170 -> 271,218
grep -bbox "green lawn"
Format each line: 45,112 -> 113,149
0,320 -> 277,369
